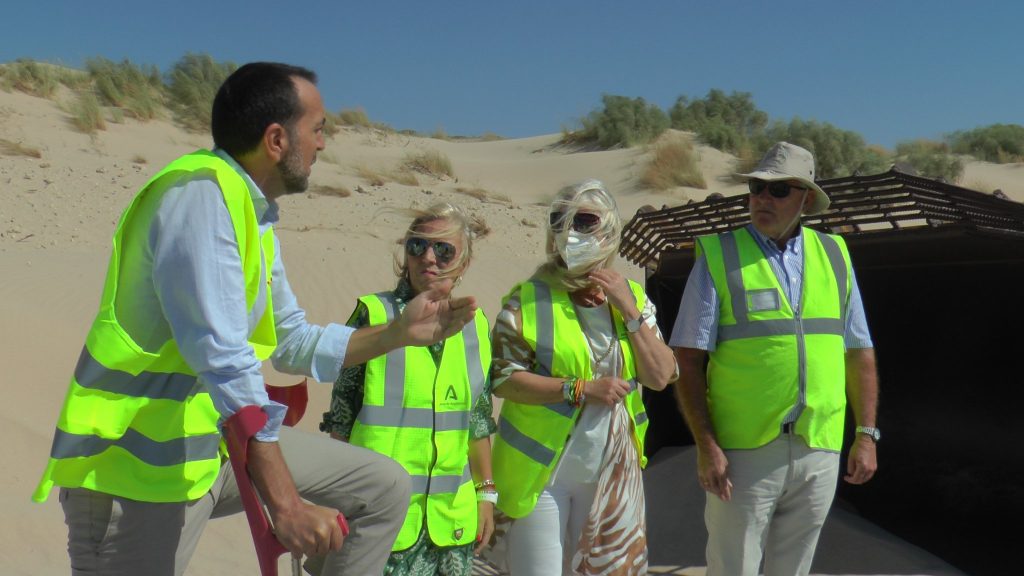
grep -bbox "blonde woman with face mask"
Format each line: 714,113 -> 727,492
319,203 -> 496,576
487,180 -> 677,575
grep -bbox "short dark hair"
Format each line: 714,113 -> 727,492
211,62 -> 318,157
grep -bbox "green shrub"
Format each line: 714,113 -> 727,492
640,138 -> 706,190
405,149 -> 454,178
569,94 -> 669,148
669,89 -> 768,154
948,124 -> 1024,163
894,140 -> 964,182
755,118 -> 889,178
86,57 -> 163,121
71,90 -> 106,133
165,53 -> 236,131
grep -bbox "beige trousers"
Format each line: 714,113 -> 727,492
61,426 -> 411,576
705,432 -> 840,576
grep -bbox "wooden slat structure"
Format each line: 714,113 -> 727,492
620,167 -> 1024,575
621,166 -> 1024,271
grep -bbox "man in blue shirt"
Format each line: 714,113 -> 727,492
37,62 -> 478,576
670,142 -> 879,576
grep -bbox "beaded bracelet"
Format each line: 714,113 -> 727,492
562,377 -> 586,407
474,479 -> 496,491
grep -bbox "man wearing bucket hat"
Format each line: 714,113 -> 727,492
669,142 -> 879,575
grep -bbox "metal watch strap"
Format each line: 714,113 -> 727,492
855,426 -> 881,442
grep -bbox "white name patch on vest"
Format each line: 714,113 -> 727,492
747,288 -> 781,313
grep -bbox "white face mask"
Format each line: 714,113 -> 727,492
556,230 -> 603,274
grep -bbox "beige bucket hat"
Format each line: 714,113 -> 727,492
736,141 -> 830,215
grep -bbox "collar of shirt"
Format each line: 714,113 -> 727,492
746,223 -> 803,258
213,148 -> 278,225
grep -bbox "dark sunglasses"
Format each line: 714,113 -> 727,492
549,211 -> 601,232
748,180 -> 808,199
405,237 -> 457,264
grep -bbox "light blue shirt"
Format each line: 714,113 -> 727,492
669,224 -> 873,352
130,149 -> 352,441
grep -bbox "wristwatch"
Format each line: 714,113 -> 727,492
625,309 -> 651,333
855,426 -> 881,442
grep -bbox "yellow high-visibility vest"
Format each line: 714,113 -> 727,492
699,226 -> 851,451
349,292 -> 490,550
33,150 -> 277,503
492,278 -> 649,519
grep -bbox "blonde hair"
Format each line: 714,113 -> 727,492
391,202 -> 489,283
536,179 -> 622,291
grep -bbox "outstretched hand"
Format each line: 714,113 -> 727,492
396,279 -> 478,346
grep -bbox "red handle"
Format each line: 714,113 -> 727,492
337,512 -> 350,537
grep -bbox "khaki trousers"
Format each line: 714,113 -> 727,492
61,426 -> 411,576
705,432 -> 839,576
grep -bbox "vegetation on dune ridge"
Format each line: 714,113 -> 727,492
1,54 -> 1021,192
563,86 -> 1021,189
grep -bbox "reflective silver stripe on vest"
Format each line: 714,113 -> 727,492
720,232 -> 749,326
498,416 -> 556,467
356,292 -> 470,430
719,317 -> 845,340
530,281 -> 555,378
528,281 -> 580,419
717,231 -> 848,343
814,230 -> 849,328
462,317 -> 486,403
356,405 -> 469,431
49,427 -> 220,466
634,410 -> 648,426
377,292 -> 408,408
73,347 -> 201,402
409,463 -> 472,495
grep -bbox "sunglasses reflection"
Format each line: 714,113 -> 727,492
405,237 -> 457,264
550,211 -> 601,233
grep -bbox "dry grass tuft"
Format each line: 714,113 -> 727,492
641,138 -> 706,190
404,150 -> 454,179
310,184 -> 352,198
70,91 -> 106,134
391,169 -> 419,186
454,186 -> 511,204
339,107 -> 372,128
356,165 -> 387,187
0,138 -> 43,158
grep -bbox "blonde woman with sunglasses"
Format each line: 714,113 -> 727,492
319,202 -> 495,576
487,180 -> 677,575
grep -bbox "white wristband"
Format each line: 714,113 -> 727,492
477,491 -> 498,504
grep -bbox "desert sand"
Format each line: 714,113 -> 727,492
1,86 -> 1018,575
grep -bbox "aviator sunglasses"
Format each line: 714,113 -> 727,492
549,211 -> 601,233
748,179 -> 808,199
405,237 -> 457,264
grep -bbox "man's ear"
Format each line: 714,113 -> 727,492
263,123 -> 288,163
802,190 -> 815,211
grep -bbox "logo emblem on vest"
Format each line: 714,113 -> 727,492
444,384 -> 459,401
453,528 -> 464,540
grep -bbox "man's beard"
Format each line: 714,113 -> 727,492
277,144 -> 309,194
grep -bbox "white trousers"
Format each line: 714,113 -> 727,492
504,475 -> 599,576
705,433 -> 840,576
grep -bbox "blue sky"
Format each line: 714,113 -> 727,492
3,1 -> 1021,148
